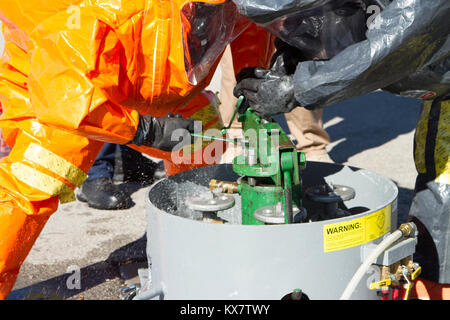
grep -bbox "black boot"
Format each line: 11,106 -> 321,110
76,178 -> 133,210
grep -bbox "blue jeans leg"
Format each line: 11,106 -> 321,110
86,143 -> 117,182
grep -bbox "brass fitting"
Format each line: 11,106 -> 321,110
391,262 -> 403,285
209,179 -> 239,194
398,222 -> 416,237
402,256 -> 414,273
381,265 -> 391,281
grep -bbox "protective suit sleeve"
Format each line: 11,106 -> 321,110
0,1 -> 83,36
232,0 -> 331,24
128,114 -> 196,152
1,1 -> 141,144
229,22 -> 275,75
292,0 -> 450,109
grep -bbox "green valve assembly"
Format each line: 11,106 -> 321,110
196,96 -> 307,225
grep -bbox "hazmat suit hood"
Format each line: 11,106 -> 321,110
181,1 -> 252,85
290,0 -> 450,108
233,0 -> 449,106
263,0 -> 368,60
231,0 -> 387,24
232,0 -> 383,60
0,0 -> 251,121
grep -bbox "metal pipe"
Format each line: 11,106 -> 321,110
209,179 -> 239,194
247,148 -> 257,186
190,133 -> 248,147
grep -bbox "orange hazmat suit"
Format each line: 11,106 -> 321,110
0,0 -> 274,299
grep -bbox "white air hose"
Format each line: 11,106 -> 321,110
340,222 -> 415,300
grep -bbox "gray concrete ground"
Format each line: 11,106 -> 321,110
7,67 -> 422,300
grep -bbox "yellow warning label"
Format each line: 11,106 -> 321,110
323,205 -> 391,253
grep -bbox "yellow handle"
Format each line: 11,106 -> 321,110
370,278 -> 392,290
411,266 -> 422,280
403,282 -> 412,300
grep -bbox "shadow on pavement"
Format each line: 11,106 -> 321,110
8,235 -> 148,300
320,92 -> 420,223
320,91 -> 422,163
276,91 -> 421,163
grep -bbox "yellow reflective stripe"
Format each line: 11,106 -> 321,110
59,191 -> 77,204
23,143 -> 88,187
11,162 -> 75,203
436,167 -> 450,184
435,100 -> 450,185
189,103 -> 221,125
414,101 -> 431,175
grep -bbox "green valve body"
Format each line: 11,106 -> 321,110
239,181 -> 303,225
232,107 -> 306,225
240,183 -> 283,225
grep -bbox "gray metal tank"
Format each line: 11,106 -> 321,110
144,162 -> 399,300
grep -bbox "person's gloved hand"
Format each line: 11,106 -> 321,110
269,39 -> 305,75
128,113 -> 197,152
233,68 -> 298,119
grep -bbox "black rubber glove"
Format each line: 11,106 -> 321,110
233,68 -> 298,119
233,40 -> 305,119
269,38 -> 305,75
128,113 -> 197,152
